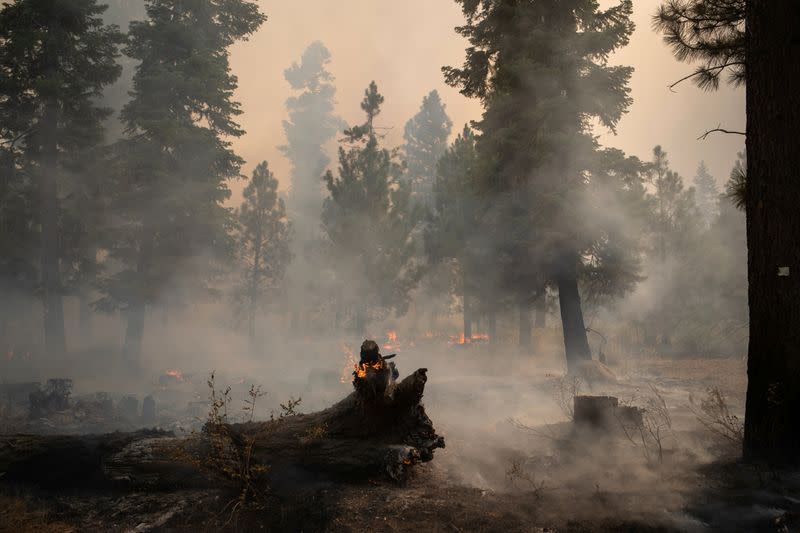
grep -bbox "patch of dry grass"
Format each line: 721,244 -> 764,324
0,495 -> 75,533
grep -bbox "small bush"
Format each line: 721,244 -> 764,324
689,386 -> 744,445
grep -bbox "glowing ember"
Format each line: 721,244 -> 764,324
448,333 -> 490,345
387,330 -> 398,342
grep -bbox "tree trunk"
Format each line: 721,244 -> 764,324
742,1 -> 800,465
124,302 -> 145,363
518,299 -> 531,351
40,98 -> 66,358
534,296 -> 546,328
556,256 -> 591,372
248,228 -> 263,348
123,233 -> 153,364
462,273 -> 471,341
0,365 -> 444,486
488,307 -> 497,343
78,291 -> 92,342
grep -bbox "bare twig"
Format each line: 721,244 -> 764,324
698,125 -> 746,140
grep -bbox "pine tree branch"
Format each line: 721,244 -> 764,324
697,126 -> 745,140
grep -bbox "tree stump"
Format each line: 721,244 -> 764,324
573,395 -> 619,427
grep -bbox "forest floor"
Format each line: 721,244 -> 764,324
2,349 -> 800,532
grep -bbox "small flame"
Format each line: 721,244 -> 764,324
383,330 -> 399,351
354,359 -> 384,379
165,369 -> 184,382
448,333 -> 490,345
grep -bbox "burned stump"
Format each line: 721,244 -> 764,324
0,341 -> 444,488
573,395 -> 643,429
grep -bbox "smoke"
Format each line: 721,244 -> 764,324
0,1 -> 754,529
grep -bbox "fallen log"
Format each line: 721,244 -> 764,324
0,341 -> 445,487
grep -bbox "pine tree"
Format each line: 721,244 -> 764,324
279,42 -> 343,331
0,146 -> 39,347
444,0 -> 636,368
644,145 -> 702,348
321,82 -> 424,334
0,0 -> 124,357
403,90 -> 453,204
280,41 -> 343,241
741,1 -> 800,464
693,161 -> 719,229
655,0 -> 745,90
99,0 -> 265,364
235,161 -> 292,346
648,146 -> 701,263
725,151 -> 746,210
426,125 -> 482,341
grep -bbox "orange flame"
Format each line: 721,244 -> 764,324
448,333 -> 490,345
165,369 -> 184,382
354,359 -> 384,379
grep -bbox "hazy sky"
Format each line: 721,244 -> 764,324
229,0 -> 745,198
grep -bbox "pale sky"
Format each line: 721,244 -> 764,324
229,0 -> 745,199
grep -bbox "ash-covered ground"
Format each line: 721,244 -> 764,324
2,330 -> 797,532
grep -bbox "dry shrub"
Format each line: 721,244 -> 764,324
201,372 -> 270,521
551,374 -> 583,420
505,459 -> 545,497
617,384 -> 674,463
689,386 -> 744,445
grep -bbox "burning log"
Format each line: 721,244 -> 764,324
227,340 -> 444,482
0,340 -> 444,488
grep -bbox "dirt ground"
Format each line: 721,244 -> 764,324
3,352 -> 800,533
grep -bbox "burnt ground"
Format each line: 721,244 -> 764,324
2,353 -> 800,532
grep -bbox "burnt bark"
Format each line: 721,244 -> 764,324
742,1 -> 800,464
556,255 -> 591,372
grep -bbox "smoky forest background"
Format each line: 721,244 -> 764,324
1,0 -> 798,531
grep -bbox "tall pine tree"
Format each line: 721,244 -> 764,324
444,0 -> 635,369
322,82 -> 424,334
0,0 -> 124,357
403,90 -> 452,205
99,0 -> 265,363
280,41 -> 342,242
279,42 -> 343,331
235,161 -> 292,347
693,160 -> 719,229
426,125 -> 482,342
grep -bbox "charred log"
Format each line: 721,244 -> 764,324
0,348 -> 444,488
